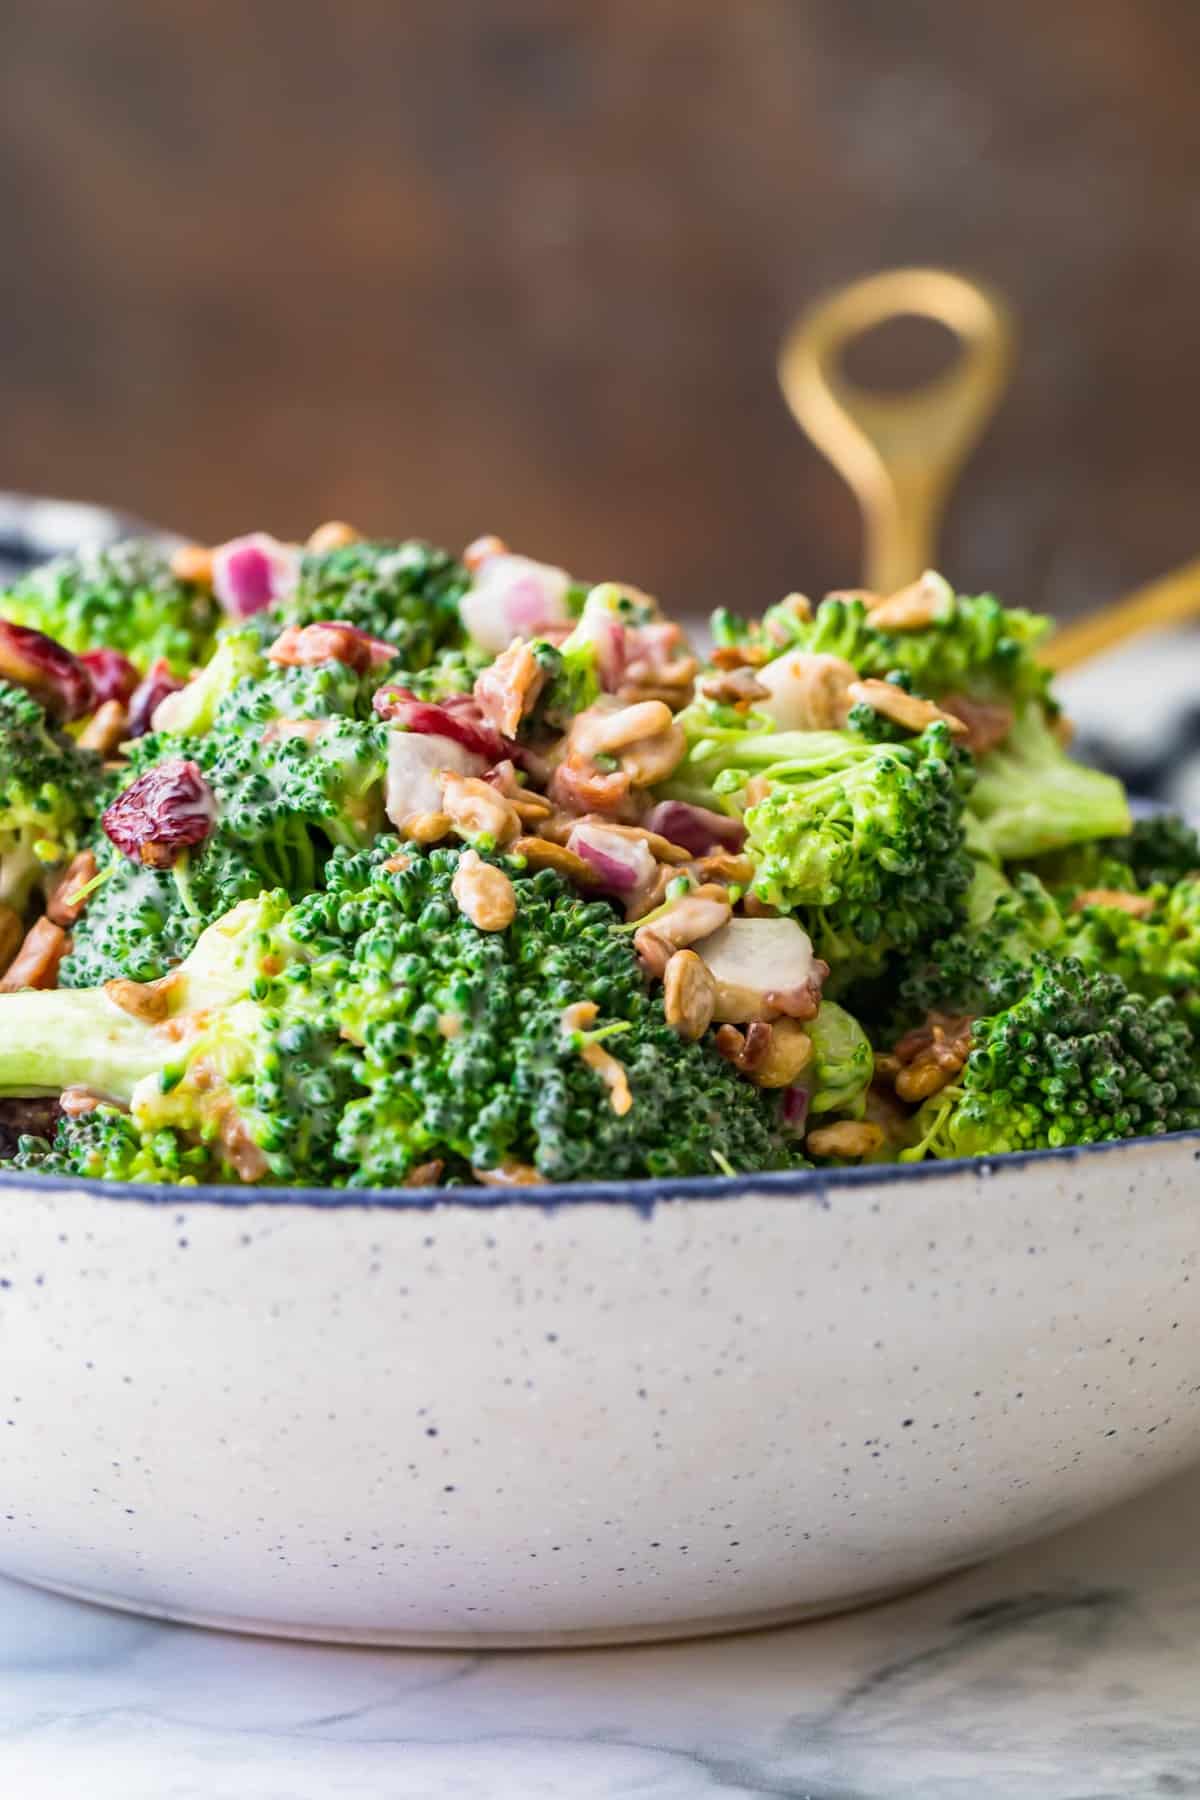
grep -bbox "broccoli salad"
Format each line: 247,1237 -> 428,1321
0,524 -> 1196,1189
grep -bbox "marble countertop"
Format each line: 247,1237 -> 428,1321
2,1468 -> 1199,1799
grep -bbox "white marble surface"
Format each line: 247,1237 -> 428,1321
2,1468 -> 1200,1798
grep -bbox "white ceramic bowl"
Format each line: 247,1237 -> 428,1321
1,1133 -> 1198,1647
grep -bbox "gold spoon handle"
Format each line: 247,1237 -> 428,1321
1040,557 -> 1200,671
778,267 -> 1017,593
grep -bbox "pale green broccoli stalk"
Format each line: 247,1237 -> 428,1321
967,703 -> 1131,861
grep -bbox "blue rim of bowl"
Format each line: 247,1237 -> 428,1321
1,1128 -> 1198,1213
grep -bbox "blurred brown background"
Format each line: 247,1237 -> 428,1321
2,0 -> 1199,620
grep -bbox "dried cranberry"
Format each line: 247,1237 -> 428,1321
80,648 -> 140,707
126,659 -> 184,738
103,760 -> 217,869
0,621 -> 94,721
373,686 -> 508,763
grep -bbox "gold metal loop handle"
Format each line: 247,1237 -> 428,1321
778,267 -> 1016,593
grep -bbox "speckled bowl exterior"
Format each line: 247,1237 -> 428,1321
0,1132 -> 1197,1646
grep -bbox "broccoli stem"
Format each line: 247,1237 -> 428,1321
0,988 -> 165,1099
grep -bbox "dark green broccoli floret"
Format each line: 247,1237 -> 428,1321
967,703 -> 1131,861
714,581 -> 1052,707
1064,877 -> 1200,1028
663,713 -> 974,990
6,1108 -> 211,1184
60,716 -> 388,987
272,539 -> 467,665
0,679 -> 103,913
886,869 -> 1066,1032
1,851 -> 807,1187
1039,814 -> 1200,897
902,957 -> 1200,1159
1,541 -> 218,675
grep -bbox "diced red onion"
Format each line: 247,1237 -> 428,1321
782,1086 -> 810,1129
79,648 -> 139,706
212,533 -> 301,618
126,659 -> 183,738
566,822 -> 657,896
643,801 -> 746,855
103,759 -> 217,868
460,553 -> 572,654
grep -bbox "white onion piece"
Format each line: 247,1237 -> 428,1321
211,533 -> 301,618
695,917 -> 816,1023
385,731 -> 485,830
755,651 -> 857,732
567,821 -> 657,896
461,553 -> 572,653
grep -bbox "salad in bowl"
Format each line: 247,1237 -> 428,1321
0,526 -> 1195,1191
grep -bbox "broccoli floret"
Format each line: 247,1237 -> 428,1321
6,1109 -> 212,1184
887,869 -> 1066,1031
803,1000 -> 874,1115
664,716 -> 974,989
1064,877 -> 1200,1028
1,541 -> 218,675
272,539 -> 467,665
0,679 -> 102,913
967,703 -> 1131,861
1,849 -> 807,1187
1042,814 -> 1200,895
902,957 -> 1200,1159
716,581 -> 1052,706
60,716 -> 388,987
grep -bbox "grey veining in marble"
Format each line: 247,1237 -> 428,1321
2,1464 -> 1199,1798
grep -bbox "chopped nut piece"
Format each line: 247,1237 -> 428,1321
846,679 -> 967,736
684,850 -> 755,886
663,949 -> 717,1040
472,1158 -> 545,1186
743,774 -> 773,807
714,1021 -> 773,1074
700,667 -> 771,708
306,520 -> 361,553
0,904 -> 22,978
1072,888 -> 1155,919
890,1012 -> 975,1104
403,811 -> 451,845
805,1120 -> 885,1159
462,533 -> 508,572
405,1159 -> 445,1187
260,717 -> 330,746
474,640 -> 548,738
561,1000 -> 633,1116
572,700 -> 675,758
104,975 -> 173,1023
441,772 -> 521,847
59,1085 -> 107,1119
573,817 -> 691,865
0,918 -> 67,992
79,699 -> 129,755
509,836 -> 600,886
741,895 -> 779,919
764,593 -> 813,641
634,889 -> 732,976
47,850 -> 98,926
710,643 -> 770,670
865,571 -> 952,631
169,543 -> 215,586
381,852 -> 412,874
452,849 -> 517,931
745,1018 -> 814,1088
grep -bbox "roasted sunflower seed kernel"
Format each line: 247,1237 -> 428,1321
662,949 -> 716,1041
452,850 -> 517,932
